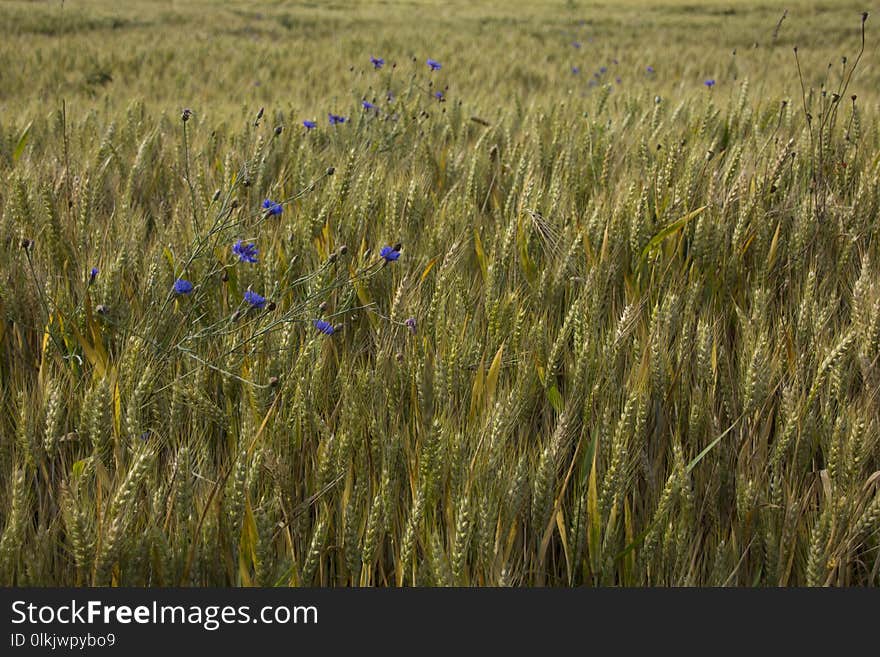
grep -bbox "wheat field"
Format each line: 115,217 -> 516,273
0,0 -> 878,586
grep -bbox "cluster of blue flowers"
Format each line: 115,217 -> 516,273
568,31 -> 718,91
568,57 -> 716,89
299,56 -> 443,130
159,54 -> 428,346
162,187 -> 406,343
574,64 -> 615,82
568,38 -> 620,85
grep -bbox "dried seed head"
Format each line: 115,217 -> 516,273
338,244 -> 348,256
319,301 -> 328,313
269,376 -> 280,387
20,238 -> 33,250
326,166 -> 335,176
181,108 -> 192,122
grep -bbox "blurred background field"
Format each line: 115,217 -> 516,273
0,0 -> 878,586
2,1 -> 878,117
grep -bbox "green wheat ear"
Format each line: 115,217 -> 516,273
0,468 -> 30,583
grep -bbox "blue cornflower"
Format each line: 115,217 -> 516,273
616,77 -> 622,84
434,91 -> 444,101
313,319 -> 335,335
427,59 -> 442,71
572,41 -> 581,49
262,199 -> 282,215
244,290 -> 267,309
572,66 -> 581,74
89,267 -> 99,284
370,56 -> 384,69
600,66 -> 607,74
173,278 -> 194,295
303,120 -> 317,130
232,240 -> 259,263
362,100 -> 377,111
386,91 -> 395,102
329,113 -> 347,125
379,245 -> 400,262
405,317 -> 417,334
704,79 -> 716,87
646,65 -> 655,73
